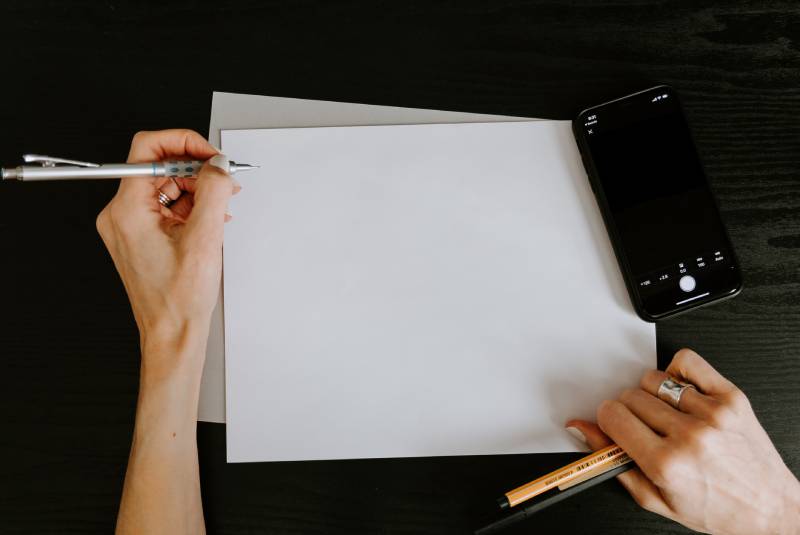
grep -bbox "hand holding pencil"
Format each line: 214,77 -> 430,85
98,129 -> 244,533
564,349 -> 800,535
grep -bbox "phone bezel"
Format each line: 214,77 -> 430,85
572,85 -> 742,322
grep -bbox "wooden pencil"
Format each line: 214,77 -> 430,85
478,462 -> 634,534
497,444 -> 628,509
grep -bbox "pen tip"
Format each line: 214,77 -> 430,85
496,496 -> 510,510
231,163 -> 259,174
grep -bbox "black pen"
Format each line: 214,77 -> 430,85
475,462 -> 634,535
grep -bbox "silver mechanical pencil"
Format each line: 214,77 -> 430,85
1,154 -> 258,181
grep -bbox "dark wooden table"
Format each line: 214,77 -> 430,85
1,1 -> 798,533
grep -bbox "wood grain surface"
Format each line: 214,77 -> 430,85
1,1 -> 798,533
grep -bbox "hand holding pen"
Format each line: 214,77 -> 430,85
483,349 -> 800,535
97,128 -> 242,345
94,129 -> 248,531
1,136 -> 258,214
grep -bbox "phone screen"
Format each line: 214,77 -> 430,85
578,87 -> 740,319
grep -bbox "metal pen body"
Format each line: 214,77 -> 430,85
2,160 -> 256,181
6,163 -> 160,181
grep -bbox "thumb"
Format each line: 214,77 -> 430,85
184,154 -> 235,247
565,419 -> 613,450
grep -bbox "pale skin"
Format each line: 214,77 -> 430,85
568,348 -> 800,534
99,129 -> 799,534
97,129 -> 239,535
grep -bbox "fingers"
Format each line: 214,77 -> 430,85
127,129 -> 218,163
156,178 -> 183,202
117,129 -> 218,203
597,400 -> 662,474
640,369 -> 722,421
565,420 -> 673,518
593,406 -> 676,518
665,348 -> 737,396
618,388 -> 694,436
184,154 -> 235,248
155,175 -> 242,196
566,420 -> 612,450
161,194 -> 194,223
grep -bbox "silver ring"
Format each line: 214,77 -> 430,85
657,377 -> 695,410
157,189 -> 173,208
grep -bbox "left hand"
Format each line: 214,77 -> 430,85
96,129 -> 240,372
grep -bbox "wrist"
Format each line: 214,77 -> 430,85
138,320 -> 209,394
139,312 -> 210,351
134,333 -> 208,440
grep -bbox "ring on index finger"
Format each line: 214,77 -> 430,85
657,377 -> 696,411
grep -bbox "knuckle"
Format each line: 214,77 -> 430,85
640,369 -> 662,390
597,399 -> 621,425
177,127 -> 200,138
672,347 -> 697,367
725,387 -> 751,412
648,450 -> 684,488
682,422 -> 716,452
95,208 -> 109,235
131,130 -> 150,144
706,405 -> 736,429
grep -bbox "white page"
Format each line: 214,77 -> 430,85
222,121 -> 655,462
200,92 -> 532,423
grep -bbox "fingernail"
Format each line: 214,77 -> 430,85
565,426 -> 586,444
211,143 -> 222,153
233,177 -> 242,192
208,153 -> 230,174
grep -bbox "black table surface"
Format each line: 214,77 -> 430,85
1,1 -> 798,533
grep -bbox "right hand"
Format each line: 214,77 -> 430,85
567,349 -> 800,534
96,129 -> 239,376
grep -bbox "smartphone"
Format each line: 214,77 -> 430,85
573,86 -> 742,322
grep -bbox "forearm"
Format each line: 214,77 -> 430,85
116,333 -> 207,535
98,130 -> 233,534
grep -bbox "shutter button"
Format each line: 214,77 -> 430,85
679,275 -> 696,293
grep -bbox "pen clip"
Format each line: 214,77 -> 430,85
23,154 -> 101,168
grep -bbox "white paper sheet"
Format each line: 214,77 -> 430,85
200,92 -> 532,422
222,121 -> 655,462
